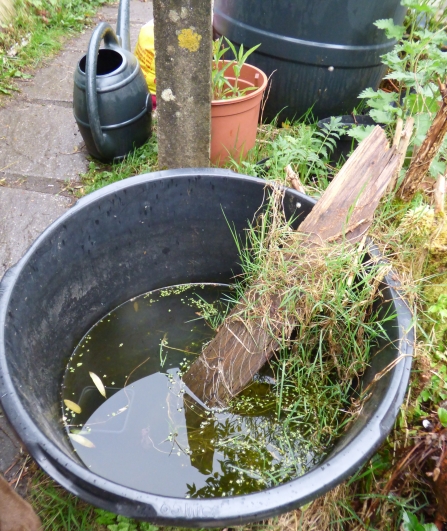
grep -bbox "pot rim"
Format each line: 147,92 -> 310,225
0,169 -> 414,527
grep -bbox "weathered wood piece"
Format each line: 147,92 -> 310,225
285,164 -> 305,193
0,474 -> 42,531
433,435 -> 447,530
298,126 -> 399,245
399,79 -> 447,201
184,293 -> 282,408
387,117 -> 414,193
153,0 -> 212,169
184,127 -> 402,407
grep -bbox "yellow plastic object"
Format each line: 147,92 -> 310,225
135,21 -> 156,94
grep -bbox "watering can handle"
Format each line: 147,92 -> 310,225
85,22 -> 120,160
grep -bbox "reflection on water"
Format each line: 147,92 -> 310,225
62,284 -> 318,498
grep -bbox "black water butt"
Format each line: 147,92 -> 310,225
0,169 -> 413,527
214,0 -> 407,123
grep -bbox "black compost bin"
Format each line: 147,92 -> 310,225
213,0 -> 407,123
317,115 -> 379,164
0,169 -> 413,527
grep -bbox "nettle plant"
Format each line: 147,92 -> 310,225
352,0 -> 447,175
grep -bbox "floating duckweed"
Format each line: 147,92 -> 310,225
62,283 -> 323,499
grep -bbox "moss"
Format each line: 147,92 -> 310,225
423,248 -> 447,350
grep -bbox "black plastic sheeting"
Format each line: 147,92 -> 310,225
0,169 -> 413,527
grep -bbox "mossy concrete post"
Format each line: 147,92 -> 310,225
153,0 -> 212,168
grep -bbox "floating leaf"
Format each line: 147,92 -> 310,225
63,399 -> 82,414
69,433 -> 96,448
89,371 -> 107,398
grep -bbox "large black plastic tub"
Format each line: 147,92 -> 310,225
0,169 -> 413,527
214,0 -> 407,123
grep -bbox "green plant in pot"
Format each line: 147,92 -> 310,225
211,37 -> 268,166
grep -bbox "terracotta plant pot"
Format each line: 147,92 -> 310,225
211,61 -> 268,165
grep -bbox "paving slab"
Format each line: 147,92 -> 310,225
0,99 -> 88,182
0,187 -> 71,474
0,187 -> 71,277
0,413 -> 22,475
0,0 -> 153,478
19,49 -> 83,103
100,0 -> 153,24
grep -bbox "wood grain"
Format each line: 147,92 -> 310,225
399,80 -> 447,201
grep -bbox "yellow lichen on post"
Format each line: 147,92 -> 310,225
153,0 -> 211,168
178,28 -> 202,52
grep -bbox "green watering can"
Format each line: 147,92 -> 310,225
73,0 -> 152,162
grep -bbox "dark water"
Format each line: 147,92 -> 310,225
62,284 -> 317,498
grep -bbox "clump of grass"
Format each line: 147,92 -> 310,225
228,185 -> 395,452
79,134 -> 159,195
30,470 -> 98,530
270,189 -> 443,530
0,0 -> 111,96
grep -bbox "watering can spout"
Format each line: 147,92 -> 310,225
116,0 -> 131,52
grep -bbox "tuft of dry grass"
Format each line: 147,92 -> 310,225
227,184 -> 401,455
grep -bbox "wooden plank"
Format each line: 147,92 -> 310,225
298,126 -> 395,244
184,295 -> 280,406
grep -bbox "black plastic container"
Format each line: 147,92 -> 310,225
214,0 -> 407,123
317,115 -> 379,164
0,170 -> 413,527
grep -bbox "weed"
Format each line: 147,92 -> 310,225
95,510 -> 159,531
428,293 -> 447,321
438,406 -> 447,427
0,0 -> 111,96
186,292 -> 232,330
227,118 -> 345,192
212,36 -> 261,100
353,0 -> 447,177
401,510 -> 438,531
79,134 -> 158,194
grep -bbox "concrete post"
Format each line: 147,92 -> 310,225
153,0 -> 212,169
